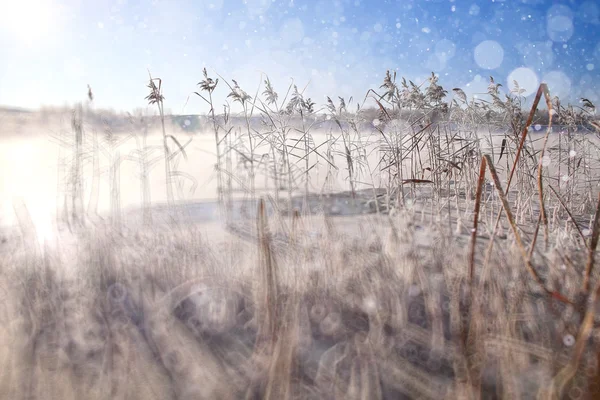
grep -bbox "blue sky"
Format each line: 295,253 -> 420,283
0,0 -> 599,113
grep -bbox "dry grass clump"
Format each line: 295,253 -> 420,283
0,200 -> 598,399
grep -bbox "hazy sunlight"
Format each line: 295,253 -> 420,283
0,0 -> 57,45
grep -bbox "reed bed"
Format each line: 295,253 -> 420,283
0,70 -> 599,399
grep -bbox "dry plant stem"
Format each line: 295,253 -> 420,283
157,110 -> 173,204
535,84 -> 554,250
71,104 -> 85,227
300,112 -> 310,204
257,198 -> 279,345
465,155 -> 497,398
207,90 -> 223,205
141,124 -> 152,225
468,155 -> 487,281
507,85 -> 546,190
528,214 -> 542,260
548,184 -> 590,250
549,225 -> 600,400
583,191 -> 600,293
243,104 -> 256,200
87,128 -> 101,217
470,155 -> 572,304
485,154 -> 572,303
484,84 -> 550,269
159,110 -> 173,206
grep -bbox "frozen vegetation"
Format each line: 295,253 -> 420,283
0,68 -> 599,399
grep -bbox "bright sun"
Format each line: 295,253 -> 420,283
0,0 -> 57,45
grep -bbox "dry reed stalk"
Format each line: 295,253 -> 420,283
485,154 -> 572,303
257,198 -> 279,345
70,103 -> 85,227
145,71 -> 174,207
290,209 -> 301,246
464,155 -> 491,398
196,68 -> 223,204
506,84 -> 547,191
548,184 -> 590,251
548,205 -> 600,400
263,297 -> 299,400
484,84 -> 549,263
583,192 -> 600,293
468,154 -> 488,282
528,213 -> 542,260
535,84 -> 554,250
469,155 -> 572,304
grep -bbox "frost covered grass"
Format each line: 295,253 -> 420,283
0,70 -> 600,399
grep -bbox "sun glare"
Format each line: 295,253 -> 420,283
0,0 -> 57,45
1,139 -> 58,248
